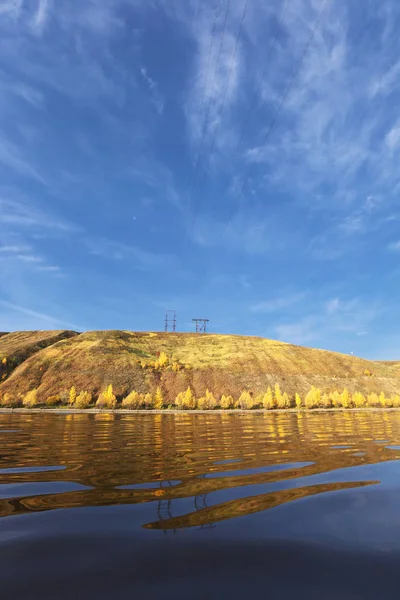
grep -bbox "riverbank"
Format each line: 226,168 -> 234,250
2,407 -> 400,414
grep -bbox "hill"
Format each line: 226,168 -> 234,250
0,330 -> 399,403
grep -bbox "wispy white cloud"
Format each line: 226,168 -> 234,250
186,1 -> 243,162
385,121 -> 400,151
0,242 -> 64,274
0,300 -> 79,330
220,0 -> 400,255
275,295 -> 379,347
388,240 -> 400,252
13,254 -> 43,263
326,297 -> 341,315
140,66 -> 164,114
0,192 -> 77,232
0,133 -> 45,183
0,78 -> 44,109
275,316 -> 318,346
87,238 -> 177,271
36,265 -> 61,272
0,0 -> 23,19
251,292 -> 306,314
32,0 -> 51,34
77,4 -> 125,34
369,59 -> 400,98
129,158 -> 182,209
0,244 -> 29,254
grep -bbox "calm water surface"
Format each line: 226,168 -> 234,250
1,411 -> 400,598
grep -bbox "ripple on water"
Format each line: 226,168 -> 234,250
116,480 -> 181,490
0,481 -> 91,500
331,445 -> 353,449
0,430 -> 20,433
0,466 -> 66,475
204,462 -> 315,479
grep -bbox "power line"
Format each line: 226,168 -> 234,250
198,4 -> 221,118
187,0 -> 231,226
233,0 -> 293,157
195,0 -> 248,205
224,0 -> 332,230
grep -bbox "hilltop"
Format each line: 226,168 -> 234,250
0,330 -> 399,403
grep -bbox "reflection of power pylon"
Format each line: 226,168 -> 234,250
194,474 -> 215,530
157,480 -> 176,535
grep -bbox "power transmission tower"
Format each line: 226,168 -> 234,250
164,310 -> 177,333
192,318 -> 209,333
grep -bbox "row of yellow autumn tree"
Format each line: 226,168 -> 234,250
1,384 -> 400,410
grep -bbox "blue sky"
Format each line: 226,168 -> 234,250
1,0 -> 400,359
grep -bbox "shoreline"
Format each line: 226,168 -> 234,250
1,407 -> 400,415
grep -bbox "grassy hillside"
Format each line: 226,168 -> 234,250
0,330 -> 399,403
0,330 -> 77,383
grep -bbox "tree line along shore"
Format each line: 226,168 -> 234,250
2,383 -> 400,410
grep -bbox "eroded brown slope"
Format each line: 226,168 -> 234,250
0,330 -> 399,402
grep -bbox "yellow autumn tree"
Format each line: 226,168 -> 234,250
144,393 -> 153,408
392,395 -> 400,408
236,391 -> 253,409
253,394 -> 263,408
96,384 -> 117,409
321,393 -> 331,408
367,392 -> 379,407
274,384 -> 285,409
69,386 -> 77,406
122,391 -> 144,409
23,388 -> 38,407
282,392 -> 292,408
154,352 -> 169,369
352,392 -> 366,408
197,389 -> 217,410
154,387 -> 164,410
378,392 -> 387,407
304,387 -> 321,409
75,391 -> 92,409
220,394 -> 234,409
383,394 -> 393,408
2,392 -> 20,407
340,389 -> 351,408
329,390 -> 342,408
175,387 -> 196,409
262,387 -> 275,410
46,395 -> 61,407
295,393 -> 302,409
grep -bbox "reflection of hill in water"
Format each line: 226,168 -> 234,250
0,412 -> 399,527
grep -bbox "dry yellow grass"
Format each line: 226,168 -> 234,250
0,330 -> 399,403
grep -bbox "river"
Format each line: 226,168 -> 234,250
1,411 -> 400,598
